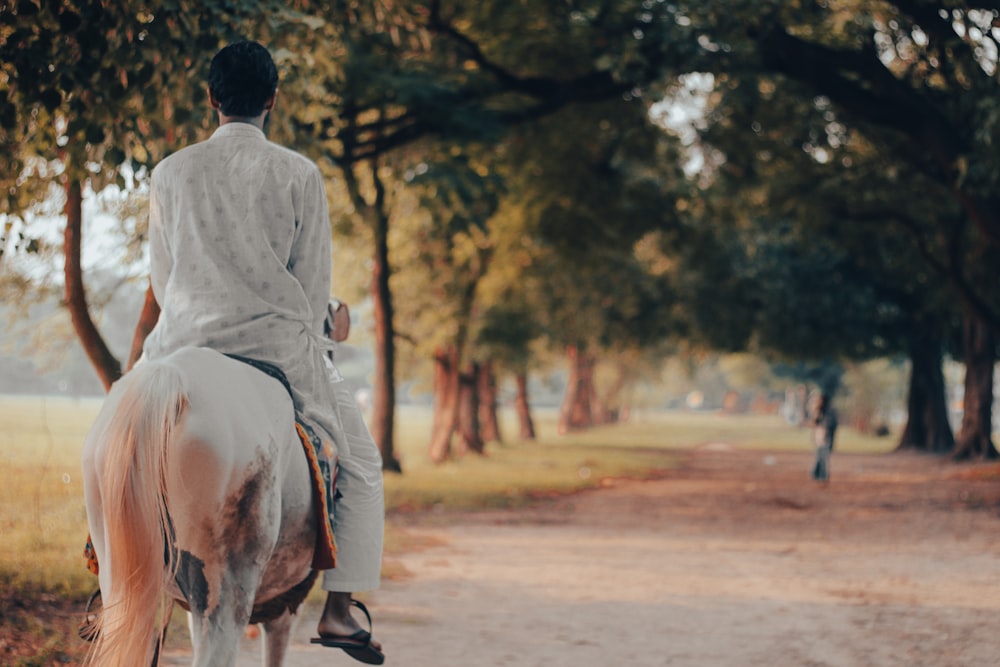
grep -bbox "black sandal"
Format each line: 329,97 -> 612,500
310,599 -> 385,665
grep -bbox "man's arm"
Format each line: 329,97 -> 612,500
289,165 -> 333,334
127,283 -> 160,371
129,169 -> 168,371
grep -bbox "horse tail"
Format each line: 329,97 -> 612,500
88,360 -> 187,667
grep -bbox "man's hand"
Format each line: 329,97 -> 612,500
326,299 -> 350,343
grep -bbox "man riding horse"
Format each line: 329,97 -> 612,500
128,40 -> 384,664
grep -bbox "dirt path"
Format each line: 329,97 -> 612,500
166,445 -> 1000,667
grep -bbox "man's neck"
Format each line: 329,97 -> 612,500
217,113 -> 267,130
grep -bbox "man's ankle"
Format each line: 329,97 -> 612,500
324,591 -> 353,618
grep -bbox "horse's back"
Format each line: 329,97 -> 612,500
167,347 -> 297,478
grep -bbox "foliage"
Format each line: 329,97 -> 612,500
4,1 -> 998,453
489,100 -> 684,365
0,0 -> 237,204
629,1 -> 996,370
0,1 -> 279,389
394,148 -> 503,358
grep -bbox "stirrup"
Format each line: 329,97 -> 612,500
78,588 -> 101,642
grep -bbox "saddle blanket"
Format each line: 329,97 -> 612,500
296,419 -> 338,570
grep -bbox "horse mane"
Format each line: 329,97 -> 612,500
86,360 -> 188,667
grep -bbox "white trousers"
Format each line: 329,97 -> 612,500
321,380 -> 385,592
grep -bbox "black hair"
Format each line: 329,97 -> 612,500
208,41 -> 278,117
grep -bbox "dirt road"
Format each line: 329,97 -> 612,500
164,445 -> 1000,667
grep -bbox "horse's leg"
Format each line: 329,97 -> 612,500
260,610 -> 295,667
81,442 -> 111,607
183,555 -> 263,666
181,610 -> 237,667
173,450 -> 277,667
187,606 -> 247,667
164,437 -> 265,661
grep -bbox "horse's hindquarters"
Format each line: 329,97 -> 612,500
164,347 -> 315,604
83,347 -> 317,667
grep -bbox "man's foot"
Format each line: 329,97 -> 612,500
312,593 -> 385,665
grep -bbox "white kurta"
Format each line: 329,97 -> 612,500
143,122 -> 383,591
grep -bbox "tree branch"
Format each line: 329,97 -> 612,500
889,0 -> 997,90
757,22 -> 1000,246
426,4 -> 555,97
893,213 -> 1000,332
63,175 -> 122,390
758,25 -> 960,156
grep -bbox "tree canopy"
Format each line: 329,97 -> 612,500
3,0 -> 997,461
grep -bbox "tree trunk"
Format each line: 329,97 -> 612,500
576,353 -> 597,428
593,363 -> 627,425
514,371 -> 536,440
342,160 -> 401,473
458,362 -> 485,455
477,360 -> 502,444
369,191 -> 402,472
557,346 -> 580,435
428,345 -> 461,463
427,268 -> 481,460
897,331 -> 954,453
558,345 -> 595,434
592,392 -> 612,425
952,310 -> 998,460
794,384 -> 809,426
64,176 -> 121,391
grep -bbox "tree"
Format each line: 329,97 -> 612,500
474,292 -> 544,441
279,0 -> 701,462
752,1 -> 1000,258
953,307 -> 997,459
390,151 -> 502,462
671,0 -> 998,456
672,59 -> 967,453
488,97 -> 681,434
0,1 -> 258,388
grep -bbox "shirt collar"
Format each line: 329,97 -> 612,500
210,122 -> 266,141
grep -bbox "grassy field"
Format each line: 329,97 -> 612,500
382,405 -> 893,513
0,396 -> 103,599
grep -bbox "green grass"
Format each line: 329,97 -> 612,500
0,395 -> 102,600
380,405 -> 894,513
381,406 -> 681,512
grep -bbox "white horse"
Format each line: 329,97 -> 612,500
82,345 -> 319,667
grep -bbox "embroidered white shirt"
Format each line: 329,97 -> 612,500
143,122 -> 332,377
